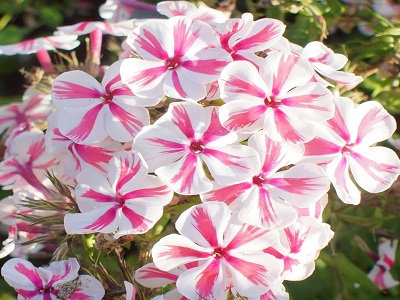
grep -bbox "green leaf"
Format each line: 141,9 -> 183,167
376,28 -> 400,36
38,6 -> 63,29
337,213 -> 388,227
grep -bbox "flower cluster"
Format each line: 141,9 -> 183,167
0,0 -> 399,299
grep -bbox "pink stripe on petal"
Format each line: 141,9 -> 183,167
226,224 -> 269,250
74,144 -> 114,171
53,80 -> 102,100
15,289 -> 41,298
224,252 -> 269,286
304,137 -> 342,157
171,104 -> 195,139
14,263 -> 43,288
108,103 -> 144,135
224,76 -> 266,98
224,105 -> 266,131
122,206 -> 151,232
84,206 -> 118,231
201,108 -> 230,144
202,148 -> 249,169
272,55 -> 299,95
157,245 -> 211,260
125,66 -> 167,88
273,109 -> 304,143
66,104 -> 103,142
145,137 -> 186,154
171,70 -> 188,98
137,266 -> 179,282
327,104 -> 351,142
284,228 -> 306,254
182,59 -> 228,76
382,255 -> 394,269
282,94 -> 332,112
173,18 -> 199,56
124,185 -> 170,199
135,28 -> 169,60
257,188 -> 278,227
195,259 -> 221,298
204,182 -> 252,206
356,106 -> 391,144
116,156 -> 142,193
267,177 -> 323,195
170,153 -> 198,194
191,205 -> 220,248
81,189 -> 116,203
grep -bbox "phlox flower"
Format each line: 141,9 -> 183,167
1,257 -> 105,299
45,111 -> 123,179
0,88 -> 52,139
51,60 -> 149,144
152,202 -> 283,299
218,51 -> 334,143
264,216 -> 334,281
120,16 -> 231,102
214,13 -> 285,65
247,284 -> 289,300
64,150 -> 173,238
301,41 -> 362,87
100,0 -> 156,22
201,130 -> 330,229
368,239 -> 399,290
156,1 -> 229,23
0,35 -> 79,71
302,95 -> 400,204
133,102 -> 260,195
0,132 -> 58,194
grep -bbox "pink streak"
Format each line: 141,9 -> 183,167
226,224 -> 268,250
157,245 -> 211,260
205,182 -> 252,206
122,206 -> 151,232
81,189 -> 116,203
36,48 -> 54,71
267,177 -> 322,195
182,58 -> 228,76
145,137 -> 186,154
273,109 -> 304,143
224,105 -> 266,131
66,104 -> 103,142
195,259 -> 221,299
171,104 -> 196,139
304,137 -> 342,157
201,108 -> 230,144
272,54 -> 299,96
191,205 -> 220,248
125,65 -> 166,89
90,28 -> 103,62
115,156 -> 142,193
173,18 -> 200,56
327,104 -> 351,142
53,80 -> 102,100
170,153 -> 198,194
84,206 -> 118,231
137,266 -> 178,282
124,185 -> 170,200
14,263 -> 43,288
224,75 -> 266,98
233,22 -> 282,51
171,70 -> 187,99
356,106 -> 390,144
282,94 -> 331,112
202,148 -> 249,169
135,28 -> 169,60
108,103 -> 144,136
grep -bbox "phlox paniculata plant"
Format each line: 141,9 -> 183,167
0,0 -> 398,299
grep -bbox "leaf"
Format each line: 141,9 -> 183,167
376,28 -> 400,36
337,213 -> 388,227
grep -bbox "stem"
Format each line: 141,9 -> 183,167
36,48 -> 54,71
114,247 -> 134,283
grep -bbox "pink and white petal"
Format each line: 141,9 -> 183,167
248,131 -> 304,174
176,258 -> 228,300
201,145 -> 260,185
152,234 -> 213,271
315,68 -> 362,87
162,289 -> 187,300
354,101 -> 397,146
116,203 -> 161,236
303,41 -> 347,70
248,283 -> 289,300
168,16 -> 214,57
57,105 -> 107,145
264,52 -> 314,96
201,106 -> 238,146
123,175 -> 173,205
64,205 -> 119,234
223,216 -> 279,251
52,71 -> 103,108
263,108 -> 315,144
160,102 -> 205,139
1,258 -> 43,291
45,258 -> 80,285
108,150 -> 148,194
349,146 -> 400,194
200,181 -> 253,212
232,18 -> 285,52
133,125 -> 187,172
127,20 -> 172,60
281,256 -> 316,281
176,202 -> 230,248
325,155 -> 361,205
75,170 -> 115,212
155,153 -> 213,195
302,133 -> 343,164
194,5 -> 228,23
367,266 -> 399,290
219,60 -> 268,102
181,48 -> 231,84
68,275 -> 105,300
268,163 -> 330,208
224,252 -> 282,297
327,96 -> 356,142
280,83 -> 334,122
105,102 -> 149,142
157,1 -> 198,18
219,100 -> 266,133
123,281 -> 135,300
294,193 -> 328,220
120,58 -> 167,101
135,263 -> 181,288
164,69 -> 207,101
238,187 -> 298,229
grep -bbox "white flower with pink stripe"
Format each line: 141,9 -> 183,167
1,257 -> 105,299
219,51 -> 334,143
201,130 -> 330,229
64,150 -> 173,237
120,16 -> 231,102
52,60 -> 149,144
302,96 -> 400,204
133,102 -> 260,195
151,202 -> 283,299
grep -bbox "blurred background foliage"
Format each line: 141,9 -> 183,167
0,0 -> 400,299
